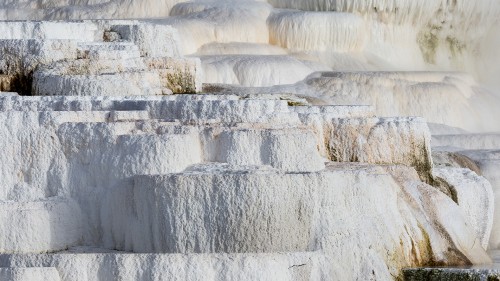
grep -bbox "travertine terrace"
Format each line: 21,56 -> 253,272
0,1 -> 500,280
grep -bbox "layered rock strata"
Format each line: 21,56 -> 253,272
0,1 -> 499,280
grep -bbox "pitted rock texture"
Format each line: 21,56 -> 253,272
1,1 -> 500,281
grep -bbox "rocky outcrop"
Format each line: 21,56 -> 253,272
0,93 -> 492,281
0,21 -> 202,96
0,1 -> 499,280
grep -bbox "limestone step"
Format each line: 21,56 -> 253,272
76,42 -> 141,60
0,198 -> 82,253
33,70 -> 163,96
0,267 -> 60,281
203,127 -> 326,172
0,95 -> 241,112
0,96 -> 293,123
302,71 -> 500,132
103,164 -> 406,253
291,105 -> 374,118
0,21 -> 97,41
432,134 -> 500,150
432,146 -> 500,251
199,54 -> 328,87
0,251 -> 318,281
322,116 -> 432,182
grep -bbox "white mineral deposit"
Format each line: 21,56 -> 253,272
0,1 -> 500,280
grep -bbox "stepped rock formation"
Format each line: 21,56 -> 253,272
0,1 -> 500,280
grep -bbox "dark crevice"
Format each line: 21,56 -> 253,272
0,71 -> 34,96
288,264 -> 306,269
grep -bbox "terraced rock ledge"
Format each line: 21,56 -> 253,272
1,1 -> 500,281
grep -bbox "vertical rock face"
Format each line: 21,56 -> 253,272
433,168 -> 494,249
0,268 -> 61,281
0,1 -> 499,281
0,199 -> 83,254
324,116 -> 433,182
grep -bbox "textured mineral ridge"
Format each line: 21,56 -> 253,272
1,1 -> 500,281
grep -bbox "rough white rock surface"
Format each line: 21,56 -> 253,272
298,72 -> 500,132
0,267 -> 61,281
0,198 -> 82,253
454,150 -> 500,250
323,116 -> 432,182
0,251 -> 322,281
433,168 -> 494,249
0,1 -> 499,280
431,133 -> 500,252
3,0 -> 500,87
0,93 -> 491,281
0,20 -> 202,95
